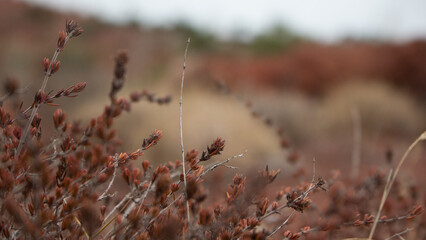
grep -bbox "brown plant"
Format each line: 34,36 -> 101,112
0,19 -> 423,240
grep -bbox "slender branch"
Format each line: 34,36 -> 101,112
199,152 -> 245,178
92,192 -> 136,239
292,215 -> 416,238
149,193 -> 183,226
103,192 -> 131,224
120,180 -> 153,220
129,193 -> 184,240
368,131 -> 425,239
16,30 -> 78,155
179,38 -> 191,223
222,164 -> 238,169
74,216 -> 89,240
384,228 -> 413,240
98,155 -> 119,201
16,48 -> 60,155
135,180 -> 153,214
267,210 -> 296,237
310,158 -> 316,186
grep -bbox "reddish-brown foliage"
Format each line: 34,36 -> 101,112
0,19 -> 423,240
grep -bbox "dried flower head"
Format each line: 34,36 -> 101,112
53,109 -> 65,128
200,137 -> 225,161
142,129 -> 162,149
65,19 -> 83,37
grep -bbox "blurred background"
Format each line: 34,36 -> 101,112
0,0 -> 425,183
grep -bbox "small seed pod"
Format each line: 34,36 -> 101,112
51,61 -> 61,74
57,31 -> 67,50
42,57 -> 50,73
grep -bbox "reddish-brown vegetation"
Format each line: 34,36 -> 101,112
0,17 -> 424,240
197,41 -> 426,98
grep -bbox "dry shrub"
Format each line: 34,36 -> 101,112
248,81 -> 424,145
317,80 -> 425,137
0,20 -> 424,240
71,88 -> 284,169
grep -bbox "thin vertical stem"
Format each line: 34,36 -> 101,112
180,38 -> 191,223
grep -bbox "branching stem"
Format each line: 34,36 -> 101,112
16,35 -> 72,156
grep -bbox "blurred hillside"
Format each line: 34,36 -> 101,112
2,1 -> 426,98
198,41 -> 426,99
1,1 -> 424,178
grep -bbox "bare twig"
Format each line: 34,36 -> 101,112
149,193 -> 183,226
120,179 -> 153,220
179,38 -> 191,223
310,158 -> 316,185
384,228 -> 413,240
267,210 -> 296,237
368,131 -> 425,239
93,192 -> 133,239
74,216 -> 89,240
135,180 -> 153,214
103,192 -> 131,224
104,187 -> 155,240
292,214 -> 417,238
222,164 -> 238,169
199,152 -> 245,178
129,193 -> 184,240
98,156 -> 118,201
16,46 -> 61,155
62,197 -> 89,239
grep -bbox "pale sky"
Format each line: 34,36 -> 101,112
23,0 -> 426,42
